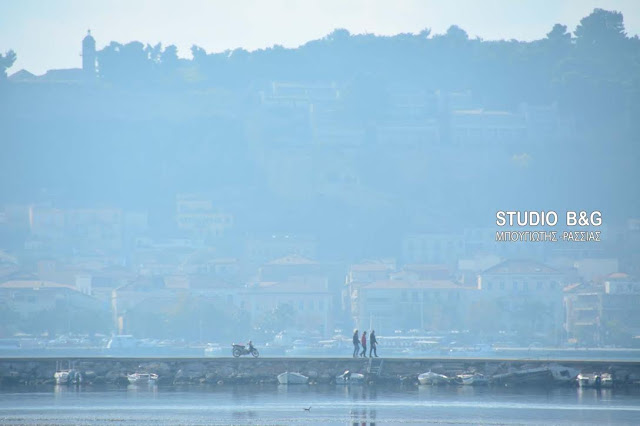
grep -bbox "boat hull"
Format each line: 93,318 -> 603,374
335,373 -> 365,385
418,372 -> 450,385
277,372 -> 309,385
54,371 -> 70,385
127,373 -> 158,385
577,373 -> 613,388
456,373 -> 488,386
492,367 -> 553,386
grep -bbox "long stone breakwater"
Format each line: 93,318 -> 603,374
1,357 -> 639,387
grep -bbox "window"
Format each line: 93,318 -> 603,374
537,281 -> 543,290
500,281 -> 505,290
318,300 -> 324,310
299,301 -> 304,311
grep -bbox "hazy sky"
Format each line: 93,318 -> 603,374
1,0 -> 639,75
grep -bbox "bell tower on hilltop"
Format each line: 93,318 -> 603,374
82,30 -> 96,79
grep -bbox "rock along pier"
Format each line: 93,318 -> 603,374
1,357 -> 639,387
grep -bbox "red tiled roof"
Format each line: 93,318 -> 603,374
482,259 -> 558,275
0,280 -> 76,290
350,263 -> 394,272
267,254 -> 317,265
361,280 -> 469,290
250,281 -> 328,293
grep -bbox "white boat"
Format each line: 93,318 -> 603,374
492,364 -> 579,386
54,369 -> 81,385
54,370 -> 71,384
335,370 -> 365,385
549,365 -> 580,383
127,372 -> 158,384
455,373 -> 488,386
418,371 -> 450,385
577,373 -> 613,388
277,372 -> 309,385
601,373 -> 614,388
492,366 -> 550,385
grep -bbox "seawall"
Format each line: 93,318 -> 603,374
1,357 -> 639,387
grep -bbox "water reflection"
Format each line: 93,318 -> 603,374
2,383 -> 639,425
577,386 -> 613,402
349,407 -> 377,425
53,383 -> 85,397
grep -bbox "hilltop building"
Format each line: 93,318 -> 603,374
82,30 -> 97,80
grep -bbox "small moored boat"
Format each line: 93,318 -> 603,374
54,370 -> 71,385
277,372 -> 309,385
455,373 -> 488,386
335,370 -> 365,385
418,371 -> 450,385
54,369 -> 81,385
492,364 -> 579,386
127,372 -> 158,384
577,373 -> 613,388
549,365 -> 580,384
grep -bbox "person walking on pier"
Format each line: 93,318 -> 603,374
352,329 -> 360,358
360,331 -> 367,357
369,330 -> 378,357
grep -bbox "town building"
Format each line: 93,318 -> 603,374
350,277 -> 476,333
477,259 -> 566,343
564,273 -> 640,347
245,234 -> 316,266
450,109 -> 527,146
176,193 -> 233,238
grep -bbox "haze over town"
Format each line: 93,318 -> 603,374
0,4 -> 639,358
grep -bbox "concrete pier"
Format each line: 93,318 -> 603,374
1,357 -> 639,387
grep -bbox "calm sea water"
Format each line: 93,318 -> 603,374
1,384 -> 639,425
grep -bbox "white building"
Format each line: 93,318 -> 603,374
477,259 -> 566,342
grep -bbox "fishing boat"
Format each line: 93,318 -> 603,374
127,372 -> 158,384
418,371 -> 450,385
335,370 -> 365,384
601,373 -> 614,387
492,364 -> 579,386
577,373 -> 613,388
549,364 -> 580,384
54,360 -> 81,385
54,370 -> 71,385
491,366 -> 550,385
455,373 -> 488,386
277,371 -> 309,385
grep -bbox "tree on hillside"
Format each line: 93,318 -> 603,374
575,8 -> 626,49
0,50 -> 17,79
547,24 -> 572,44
